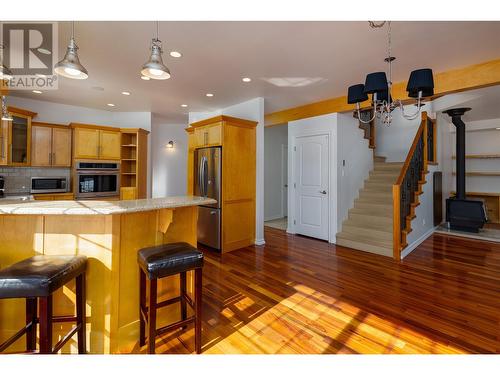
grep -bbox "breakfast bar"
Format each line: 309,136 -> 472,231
0,196 -> 215,354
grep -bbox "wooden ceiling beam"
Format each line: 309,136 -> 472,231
264,58 -> 500,126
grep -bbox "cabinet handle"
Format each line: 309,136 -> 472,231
52,152 -> 56,165
0,135 -> 4,159
49,152 -> 52,165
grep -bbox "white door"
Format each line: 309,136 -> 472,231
294,134 -> 329,240
281,145 -> 288,217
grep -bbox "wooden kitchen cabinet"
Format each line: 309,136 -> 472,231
32,123 -> 72,167
120,128 -> 149,200
71,124 -> 121,160
100,129 -> 121,160
6,107 -> 36,166
193,122 -> 222,148
0,120 -> 8,165
52,127 -> 72,166
186,115 -> 257,253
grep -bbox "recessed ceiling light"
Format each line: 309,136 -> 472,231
181,104 -> 188,108
206,93 -> 214,97
35,74 -> 46,78
32,90 -> 42,94
121,91 -> 131,96
107,103 -> 115,107
169,51 -> 182,58
496,127 -> 500,130
141,75 -> 150,81
242,77 -> 251,82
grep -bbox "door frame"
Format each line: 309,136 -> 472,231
287,114 -> 338,243
281,144 -> 288,218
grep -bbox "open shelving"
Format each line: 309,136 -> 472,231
120,129 -> 149,200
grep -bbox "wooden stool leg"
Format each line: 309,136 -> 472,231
148,278 -> 157,354
194,268 -> 202,354
25,297 -> 37,352
39,295 -> 53,354
180,272 -> 187,327
139,269 -> 146,347
76,273 -> 87,354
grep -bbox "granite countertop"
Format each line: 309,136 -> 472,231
0,196 -> 216,215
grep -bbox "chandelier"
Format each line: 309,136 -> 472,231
347,21 -> 434,125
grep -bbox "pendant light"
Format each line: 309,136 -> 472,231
1,96 -> 12,122
54,21 -> 88,80
347,22 -> 434,125
141,21 -> 171,80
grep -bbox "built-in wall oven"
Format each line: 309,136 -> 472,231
74,161 -> 120,199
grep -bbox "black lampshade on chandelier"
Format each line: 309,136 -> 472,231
347,22 -> 434,125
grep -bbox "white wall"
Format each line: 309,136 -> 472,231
189,97 -> 266,245
151,118 -> 188,198
6,96 -> 155,197
375,102 -> 433,162
336,113 -> 373,232
264,125 -> 288,221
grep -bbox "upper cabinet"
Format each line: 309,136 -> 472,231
0,107 -> 36,167
71,124 -> 121,160
31,123 -> 72,167
193,122 -> 223,148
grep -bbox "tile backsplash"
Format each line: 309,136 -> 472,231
0,167 -> 71,194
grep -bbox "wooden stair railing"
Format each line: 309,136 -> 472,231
392,112 -> 432,260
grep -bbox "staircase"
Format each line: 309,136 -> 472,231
336,156 -> 402,257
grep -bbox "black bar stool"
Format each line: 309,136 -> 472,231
137,242 -> 203,354
0,255 -> 87,354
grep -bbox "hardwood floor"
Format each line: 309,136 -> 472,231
137,227 -> 500,354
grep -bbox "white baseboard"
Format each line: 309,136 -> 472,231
264,214 -> 285,222
254,238 -> 266,246
401,226 -> 437,259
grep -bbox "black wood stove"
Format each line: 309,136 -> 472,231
443,108 -> 487,232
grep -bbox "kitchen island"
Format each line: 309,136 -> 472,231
0,196 -> 215,354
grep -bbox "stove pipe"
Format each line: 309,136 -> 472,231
443,108 -> 471,200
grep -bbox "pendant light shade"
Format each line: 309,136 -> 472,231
364,72 -> 388,94
54,22 -> 88,80
407,68 -> 434,98
347,84 -> 368,104
376,88 -> 391,103
141,39 -> 171,80
1,95 -> 12,121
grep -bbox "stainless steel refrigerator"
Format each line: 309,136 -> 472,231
194,147 -> 222,250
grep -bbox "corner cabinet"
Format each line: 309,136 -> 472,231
186,115 -> 257,253
71,123 -> 121,160
31,123 -> 72,167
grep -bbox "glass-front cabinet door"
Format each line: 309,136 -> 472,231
9,112 -> 31,166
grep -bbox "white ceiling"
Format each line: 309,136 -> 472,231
9,21 -> 500,122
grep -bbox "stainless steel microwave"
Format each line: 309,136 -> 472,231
74,161 -> 120,199
31,176 -> 69,194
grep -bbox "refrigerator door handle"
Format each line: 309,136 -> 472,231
198,156 -> 204,196
203,156 -> 209,197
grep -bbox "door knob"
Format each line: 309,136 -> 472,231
319,190 -> 327,194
